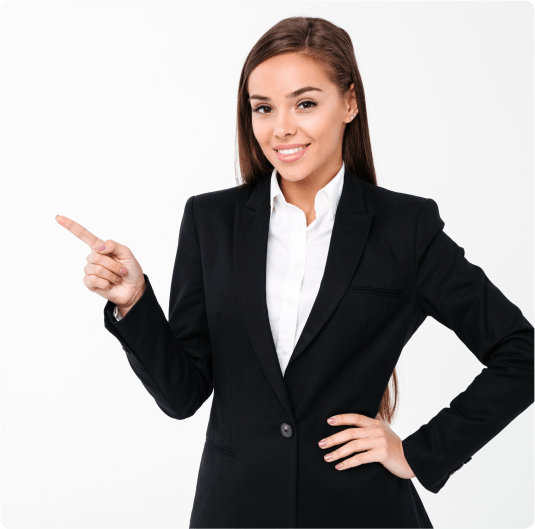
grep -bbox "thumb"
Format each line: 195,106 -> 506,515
95,239 -> 131,259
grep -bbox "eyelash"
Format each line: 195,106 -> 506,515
252,100 -> 318,114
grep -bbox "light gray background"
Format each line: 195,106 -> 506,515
1,1 -> 533,528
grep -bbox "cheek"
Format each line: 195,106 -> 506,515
305,113 -> 341,150
252,119 -> 271,150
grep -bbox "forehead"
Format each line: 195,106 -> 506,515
248,53 -> 330,95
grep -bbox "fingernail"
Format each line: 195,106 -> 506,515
120,268 -> 127,274
327,417 -> 337,424
96,245 -> 106,251
115,277 -> 122,283
319,440 -> 326,447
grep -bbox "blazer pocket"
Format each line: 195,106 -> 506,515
349,286 -> 403,298
205,437 -> 237,458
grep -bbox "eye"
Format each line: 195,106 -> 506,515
252,105 -> 272,114
251,100 -> 318,114
298,100 -> 318,110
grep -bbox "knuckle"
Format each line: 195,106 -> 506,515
346,455 -> 358,468
83,275 -> 94,291
349,439 -> 361,452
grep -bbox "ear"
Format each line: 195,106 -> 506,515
345,82 -> 358,119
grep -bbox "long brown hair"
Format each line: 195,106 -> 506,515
233,16 -> 399,424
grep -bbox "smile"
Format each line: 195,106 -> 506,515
276,144 -> 310,154
275,144 -> 311,163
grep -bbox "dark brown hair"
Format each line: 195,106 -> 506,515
234,16 -> 399,424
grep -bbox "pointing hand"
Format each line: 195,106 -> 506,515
55,215 -> 146,311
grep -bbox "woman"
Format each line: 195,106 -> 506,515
56,16 -> 534,529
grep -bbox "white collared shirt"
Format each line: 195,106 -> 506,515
266,162 -> 345,375
115,162 -> 345,377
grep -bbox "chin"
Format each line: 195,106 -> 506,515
277,162 -> 316,179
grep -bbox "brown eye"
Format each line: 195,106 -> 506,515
298,100 -> 318,109
252,105 -> 272,114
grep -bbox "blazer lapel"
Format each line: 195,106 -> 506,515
233,167 -> 373,416
233,173 -> 295,420
285,170 -> 373,374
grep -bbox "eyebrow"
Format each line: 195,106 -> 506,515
248,86 -> 323,103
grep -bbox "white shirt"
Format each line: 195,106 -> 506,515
115,162 -> 346,377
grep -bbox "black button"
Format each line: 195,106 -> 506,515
280,423 -> 293,438
449,456 -> 473,476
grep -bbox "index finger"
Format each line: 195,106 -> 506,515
56,215 -> 104,249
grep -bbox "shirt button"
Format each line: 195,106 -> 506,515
280,423 -> 293,438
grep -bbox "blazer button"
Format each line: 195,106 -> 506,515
280,423 -> 293,438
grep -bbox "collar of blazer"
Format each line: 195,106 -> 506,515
233,167 -> 374,420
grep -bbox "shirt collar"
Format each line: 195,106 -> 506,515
269,161 -> 345,222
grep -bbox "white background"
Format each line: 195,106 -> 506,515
1,1 -> 533,528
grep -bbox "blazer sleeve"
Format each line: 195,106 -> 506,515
103,195 -> 213,420
401,198 -> 534,494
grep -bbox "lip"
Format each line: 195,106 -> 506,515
273,143 -> 309,150
274,143 -> 311,164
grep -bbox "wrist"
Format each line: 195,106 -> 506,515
117,283 -> 146,317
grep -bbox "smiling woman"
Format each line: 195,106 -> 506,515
248,59 -> 358,179
83,14 -> 535,529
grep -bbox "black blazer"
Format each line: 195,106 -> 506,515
103,168 -> 534,529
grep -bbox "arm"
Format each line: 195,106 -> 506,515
103,195 -> 213,419
402,198 -> 534,493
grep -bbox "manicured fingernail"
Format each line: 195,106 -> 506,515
319,440 -> 326,447
96,245 -> 106,251
324,454 -> 332,461
327,417 -> 337,424
120,268 -> 127,274
115,277 -> 122,283
336,463 -> 343,469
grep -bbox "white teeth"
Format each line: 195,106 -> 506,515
277,144 -> 309,155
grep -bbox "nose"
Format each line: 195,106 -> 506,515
274,108 -> 297,138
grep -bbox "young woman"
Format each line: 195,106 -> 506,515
57,16 -> 533,529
